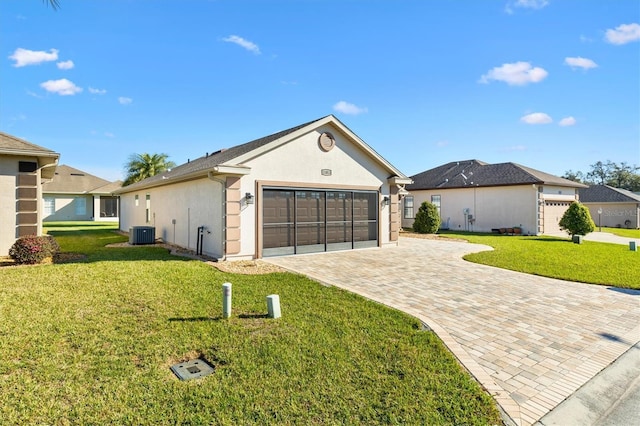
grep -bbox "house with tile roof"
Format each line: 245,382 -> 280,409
402,160 -> 587,235
42,165 -> 122,222
115,115 -> 412,259
579,185 -> 640,229
0,131 -> 59,256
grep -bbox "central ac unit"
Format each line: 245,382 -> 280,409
129,226 -> 156,245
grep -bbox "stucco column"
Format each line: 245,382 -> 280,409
389,185 -> 400,242
225,177 -> 242,255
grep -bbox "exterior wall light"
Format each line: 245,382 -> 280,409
382,196 -> 390,206
245,193 -> 254,204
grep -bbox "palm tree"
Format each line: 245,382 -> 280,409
123,153 -> 176,186
43,0 -> 60,9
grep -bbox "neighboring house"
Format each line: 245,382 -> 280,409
579,185 -> 640,229
402,160 -> 588,235
42,165 -> 122,222
0,131 -> 59,256
116,115 -> 412,259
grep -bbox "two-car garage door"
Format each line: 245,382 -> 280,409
262,188 -> 379,257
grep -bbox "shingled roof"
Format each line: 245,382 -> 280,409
579,185 -> 640,203
117,115 -> 408,193
0,131 -> 60,179
118,117 -> 324,193
407,160 -> 587,190
43,165 -> 119,194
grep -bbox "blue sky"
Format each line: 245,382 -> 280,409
2,0 -> 639,182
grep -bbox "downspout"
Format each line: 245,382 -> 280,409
208,172 -> 227,260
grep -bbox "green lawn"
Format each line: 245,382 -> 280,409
600,227 -> 640,239
0,225 -> 500,425
439,231 -> 640,289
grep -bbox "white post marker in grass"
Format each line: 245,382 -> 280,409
266,294 -> 281,319
222,282 -> 232,318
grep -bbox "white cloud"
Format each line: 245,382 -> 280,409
40,78 -> 82,96
104,132 -> 115,138
505,145 -> 527,151
56,60 -> 74,70
89,87 -> 107,95
520,112 -> 552,124
436,140 -> 450,147
580,35 -> 593,43
9,48 -> 58,67
564,56 -> 598,70
505,0 -> 548,14
332,101 -> 368,115
605,23 -> 640,45
118,96 -> 133,105
222,35 -> 261,54
479,62 -> 548,85
558,116 -> 576,126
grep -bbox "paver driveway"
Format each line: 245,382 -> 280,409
265,237 -> 640,426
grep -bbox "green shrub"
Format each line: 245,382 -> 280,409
413,201 -> 441,234
559,201 -> 595,236
9,235 -> 60,265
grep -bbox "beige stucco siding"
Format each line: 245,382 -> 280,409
403,184 -> 579,235
585,203 -> 640,229
0,157 -> 18,255
120,178 -> 224,257
403,185 -> 539,234
1,155 -> 48,255
236,124 -> 394,258
43,194 -> 94,221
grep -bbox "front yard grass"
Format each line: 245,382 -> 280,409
0,226 -> 501,425
600,227 -> 640,239
440,231 -> 639,289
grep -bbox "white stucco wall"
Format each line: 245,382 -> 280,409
235,124 -> 394,258
120,178 -> 224,257
403,185 -> 539,235
584,203 -> 640,229
43,194 -> 94,221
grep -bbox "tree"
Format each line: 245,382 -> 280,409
608,162 -> 640,191
43,0 -> 60,9
586,161 -> 612,185
563,160 -> 640,192
562,170 -> 587,184
558,202 -> 595,237
412,201 -> 441,234
123,153 -> 176,186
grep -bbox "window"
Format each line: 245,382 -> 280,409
431,195 -> 441,216
44,197 -> 55,217
404,195 -> 414,219
100,196 -> 119,217
19,161 -> 37,173
145,194 -> 151,223
75,197 -> 86,216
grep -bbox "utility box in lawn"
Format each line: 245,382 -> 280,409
129,226 -> 156,245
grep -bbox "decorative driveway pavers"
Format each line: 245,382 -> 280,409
264,237 -> 640,426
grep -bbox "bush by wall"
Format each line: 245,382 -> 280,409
413,201 -> 441,234
559,202 -> 596,237
9,235 -> 60,265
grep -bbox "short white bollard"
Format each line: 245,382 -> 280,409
222,282 -> 232,318
266,294 -> 281,319
630,241 -> 637,252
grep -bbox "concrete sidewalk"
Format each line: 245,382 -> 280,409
265,237 -> 640,426
535,342 -> 640,425
583,231 -> 640,246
